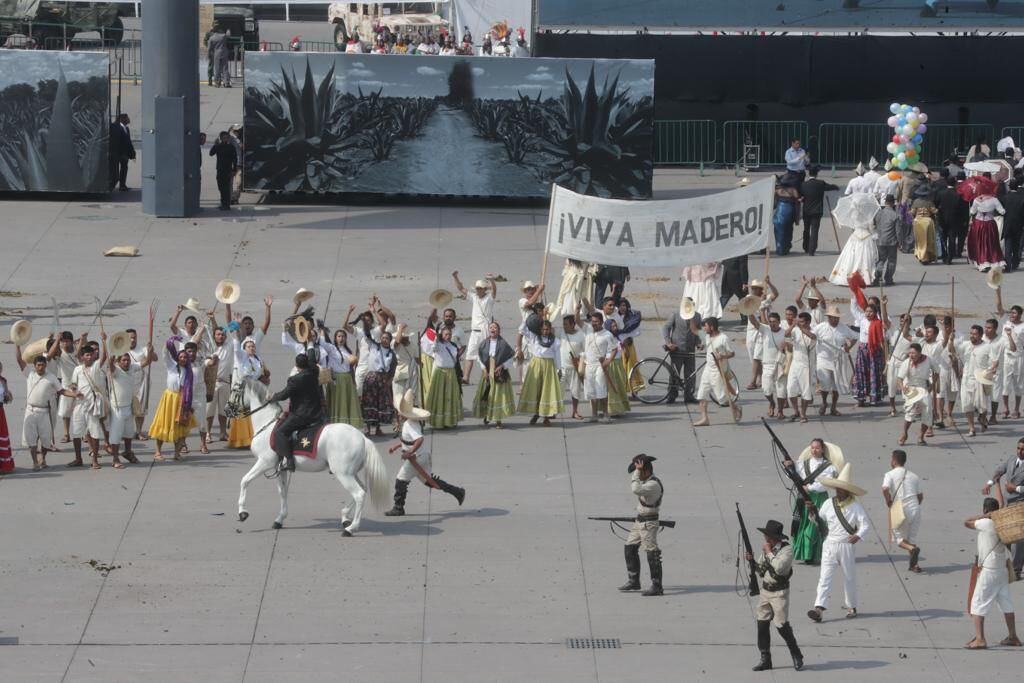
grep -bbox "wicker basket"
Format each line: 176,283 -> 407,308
992,502 -> 1024,545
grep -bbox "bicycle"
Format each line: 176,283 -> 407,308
628,349 -> 704,405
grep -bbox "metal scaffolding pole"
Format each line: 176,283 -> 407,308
142,0 -> 200,217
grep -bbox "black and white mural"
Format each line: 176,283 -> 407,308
0,51 -> 109,194
244,52 -> 654,199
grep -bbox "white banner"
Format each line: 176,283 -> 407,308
545,179 -> 774,268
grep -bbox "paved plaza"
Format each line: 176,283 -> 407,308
0,80 -> 1022,682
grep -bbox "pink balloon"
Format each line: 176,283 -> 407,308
887,116 -> 898,127
892,135 -> 901,144
919,113 -> 928,123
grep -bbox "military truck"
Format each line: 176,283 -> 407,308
210,5 -> 259,52
0,1 -> 124,45
328,2 -> 450,50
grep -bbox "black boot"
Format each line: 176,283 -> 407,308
752,619 -> 772,671
619,545 -> 641,591
777,622 -> 803,671
283,453 -> 296,472
432,475 -> 465,506
385,480 -> 408,516
641,549 -> 663,596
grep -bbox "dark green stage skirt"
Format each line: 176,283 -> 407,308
792,489 -> 829,562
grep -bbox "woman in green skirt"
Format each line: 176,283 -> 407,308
473,322 -> 516,428
604,319 -> 632,417
517,318 -> 562,425
319,328 -> 363,428
423,326 -> 463,428
787,438 -> 844,564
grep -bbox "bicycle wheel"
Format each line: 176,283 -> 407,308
629,357 -> 675,405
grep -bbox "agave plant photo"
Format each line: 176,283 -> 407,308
0,56 -> 109,194
536,66 -> 654,199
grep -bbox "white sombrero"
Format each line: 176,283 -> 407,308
293,288 -> 314,305
9,319 -> 31,345
107,331 -> 131,357
975,368 -> 995,386
737,294 -> 762,317
22,337 -> 50,360
987,267 -> 1003,290
798,441 -> 846,473
474,279 -> 488,290
183,297 -> 202,313
903,386 -> 927,407
819,463 -> 867,497
521,280 -> 538,291
428,288 -> 453,309
679,296 -> 696,321
826,305 -> 842,318
395,388 -> 430,420
215,279 -> 241,304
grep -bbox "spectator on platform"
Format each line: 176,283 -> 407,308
799,165 -> 839,256
418,35 -> 438,55
346,32 -> 363,54
439,38 -> 457,56
393,36 -> 408,54
482,34 -> 492,55
785,138 -> 808,179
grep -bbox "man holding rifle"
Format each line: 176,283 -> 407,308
745,519 -> 804,672
618,454 -> 665,597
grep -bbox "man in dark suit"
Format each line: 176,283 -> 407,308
593,264 -> 630,303
108,113 -> 135,191
1002,179 -> 1024,272
798,165 -> 839,256
662,308 -> 702,404
269,353 -> 324,472
209,130 -> 238,210
934,176 -> 968,264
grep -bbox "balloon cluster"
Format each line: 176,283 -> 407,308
885,103 -> 928,180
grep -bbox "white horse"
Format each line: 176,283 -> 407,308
237,397 -> 390,536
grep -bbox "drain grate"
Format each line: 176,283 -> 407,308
565,638 -> 621,649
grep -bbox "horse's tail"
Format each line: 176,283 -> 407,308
362,436 -> 391,512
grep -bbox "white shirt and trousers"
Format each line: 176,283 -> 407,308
814,497 -> 871,612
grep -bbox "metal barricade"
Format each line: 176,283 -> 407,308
654,120 -> 717,165
722,120 -> 809,167
1001,127 -> 1024,145
817,123 -> 889,167
298,40 -> 338,53
919,123 -> 993,166
260,41 -> 285,51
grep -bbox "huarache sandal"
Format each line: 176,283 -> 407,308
90,462 -> 101,470
917,439 -> 927,446
830,409 -> 842,416
965,639 -> 987,649
845,609 -> 858,619
897,435 -> 907,445
123,452 -> 139,464
818,404 -> 827,416
112,462 -> 125,469
967,430 -> 976,437
153,454 -> 165,461
66,459 -> 84,468
999,637 -> 1022,646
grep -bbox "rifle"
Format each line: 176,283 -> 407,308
761,417 -> 827,538
735,502 -> 760,597
588,516 -> 676,529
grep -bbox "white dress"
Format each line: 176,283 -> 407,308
681,263 -> 723,320
829,227 -> 879,286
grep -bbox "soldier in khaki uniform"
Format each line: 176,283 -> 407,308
746,519 -> 804,672
618,454 -> 664,596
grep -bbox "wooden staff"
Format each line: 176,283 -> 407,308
711,351 -> 742,423
540,183 -> 557,290
824,194 -> 842,252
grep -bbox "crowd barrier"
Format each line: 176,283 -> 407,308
653,120 -> 717,165
722,120 -> 809,167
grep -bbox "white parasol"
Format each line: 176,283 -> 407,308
832,193 -> 880,231
964,161 -> 1001,174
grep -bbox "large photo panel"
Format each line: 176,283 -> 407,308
0,50 -> 109,194
243,52 -> 654,199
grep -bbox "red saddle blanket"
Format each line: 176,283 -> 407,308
269,419 -> 327,460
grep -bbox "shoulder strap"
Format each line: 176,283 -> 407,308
832,497 -> 857,535
645,475 -> 664,508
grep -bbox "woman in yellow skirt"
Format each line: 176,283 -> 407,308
604,320 -> 633,417
617,299 -> 645,393
911,201 -> 937,264
517,319 -> 562,425
149,339 -> 198,460
227,334 -> 269,448
472,322 -> 516,428
423,326 -> 463,428
319,328 -> 363,427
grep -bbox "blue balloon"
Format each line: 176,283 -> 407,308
890,103 -> 900,113
913,134 -> 922,144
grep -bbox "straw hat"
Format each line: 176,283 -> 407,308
9,319 -> 31,345
428,288 -> 453,309
292,317 -> 311,344
679,296 -> 696,321
798,441 -> 846,473
107,331 -> 131,356
474,279 -> 488,290
903,386 -> 927,407
826,305 -> 842,318
975,368 -> 996,386
818,463 -> 867,497
22,337 -> 50,360
748,278 -> 765,290
215,279 -> 241,304
544,301 -> 558,320
909,162 -> 929,174
293,288 -> 314,305
103,245 -> 139,257
395,388 -> 430,420
737,294 -> 762,317
521,280 -> 537,291
987,267 -> 1003,290
183,297 -> 202,313
806,291 -> 821,301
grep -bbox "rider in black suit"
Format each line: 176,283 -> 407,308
270,354 -> 324,472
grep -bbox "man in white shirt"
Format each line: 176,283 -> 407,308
784,312 -> 817,423
15,345 -> 71,470
886,315 -> 913,417
959,324 -> 995,436
807,464 -> 871,622
994,290 -> 1024,418
785,138 -> 808,176
559,314 -> 586,420
225,296 -> 272,355
844,162 -> 870,195
127,328 -> 153,440
48,331 -> 82,443
204,319 -> 235,441
581,312 -> 616,423
756,311 -> 788,418
452,271 -> 495,385
68,342 -> 108,469
108,348 -> 153,466
964,498 -> 1020,649
813,305 -> 856,417
895,343 -> 936,446
687,315 -> 739,426
920,322 -> 952,429
882,449 -> 924,573
982,317 -> 1015,425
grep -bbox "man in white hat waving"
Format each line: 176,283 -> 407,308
813,304 -> 856,417
807,463 -> 871,622
895,343 -> 937,446
452,271 -> 496,385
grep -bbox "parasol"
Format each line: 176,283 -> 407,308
832,193 -> 880,231
957,175 -> 999,203
963,161 -> 1001,174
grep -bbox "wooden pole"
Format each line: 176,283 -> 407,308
540,184 -> 556,291
824,194 -> 841,253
